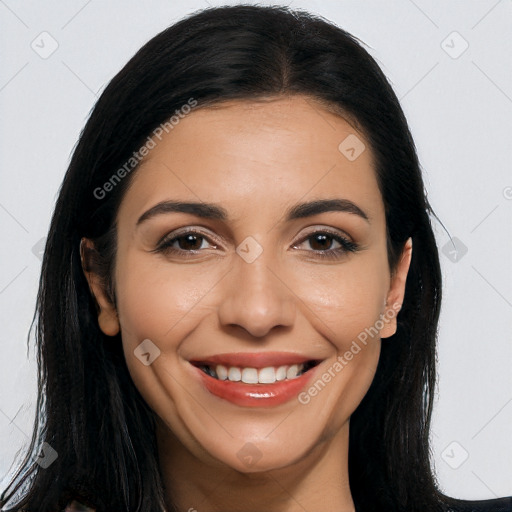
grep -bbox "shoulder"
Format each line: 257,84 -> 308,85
443,496 -> 512,512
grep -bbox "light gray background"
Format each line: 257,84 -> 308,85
1,0 -> 511,501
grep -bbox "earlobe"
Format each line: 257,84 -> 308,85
380,237 -> 413,339
80,238 -> 120,337
97,308 -> 120,337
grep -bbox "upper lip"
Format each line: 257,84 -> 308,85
190,351 -> 321,369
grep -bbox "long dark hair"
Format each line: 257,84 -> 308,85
2,5 -> 446,511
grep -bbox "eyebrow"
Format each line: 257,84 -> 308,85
285,199 -> 369,223
137,201 -> 227,225
136,198 -> 369,226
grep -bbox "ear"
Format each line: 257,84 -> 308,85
80,237 -> 120,337
380,237 -> 413,339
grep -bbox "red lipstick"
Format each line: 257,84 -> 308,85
189,352 -> 321,407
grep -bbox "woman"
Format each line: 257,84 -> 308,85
1,5 -> 510,512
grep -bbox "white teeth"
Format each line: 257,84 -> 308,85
241,368 -> 259,384
216,364 -> 228,381
275,365 -> 287,381
287,364 -> 300,379
228,367 -> 241,382
258,366 -> 276,384
204,363 -> 308,383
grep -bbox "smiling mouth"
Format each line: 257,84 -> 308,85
191,360 -> 320,384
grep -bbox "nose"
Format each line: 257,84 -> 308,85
217,254 -> 296,338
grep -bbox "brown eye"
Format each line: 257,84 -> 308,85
308,233 -> 336,251
155,230 -> 217,255
292,229 -> 359,260
175,234 -> 205,251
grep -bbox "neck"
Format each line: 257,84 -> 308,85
156,420 -> 356,512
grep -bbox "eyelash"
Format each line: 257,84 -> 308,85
294,229 -> 359,260
153,228 -> 359,260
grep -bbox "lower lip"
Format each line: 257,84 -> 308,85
192,365 -> 318,407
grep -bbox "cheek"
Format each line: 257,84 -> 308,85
114,252 -> 223,348
112,253 -> 231,417
289,256 -> 388,417
289,253 -> 390,347
112,254 -> 218,424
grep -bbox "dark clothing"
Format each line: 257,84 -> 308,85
63,496 -> 512,511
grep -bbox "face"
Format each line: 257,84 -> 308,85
84,95 -> 411,474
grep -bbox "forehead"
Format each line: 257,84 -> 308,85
118,95 -> 384,225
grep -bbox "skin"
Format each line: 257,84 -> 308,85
83,95 -> 412,512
